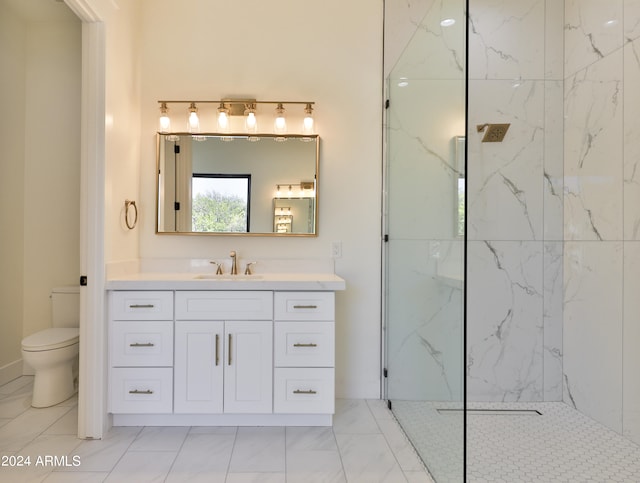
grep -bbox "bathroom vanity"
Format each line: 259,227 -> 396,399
106,266 -> 345,426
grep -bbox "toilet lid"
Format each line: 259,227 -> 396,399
22,328 -> 79,351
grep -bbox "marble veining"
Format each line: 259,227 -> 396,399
386,240 -> 464,402
388,0 -> 466,81
467,79 -> 544,241
624,38 -> 640,239
469,0 -> 545,80
564,50 -> 623,241
542,242 -> 563,400
467,241 -> 544,402
563,241 -> 623,433
565,0 -> 624,77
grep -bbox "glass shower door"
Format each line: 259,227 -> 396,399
383,1 -> 466,480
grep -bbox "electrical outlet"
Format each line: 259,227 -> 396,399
331,241 -> 342,258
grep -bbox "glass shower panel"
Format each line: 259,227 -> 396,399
383,1 -> 466,481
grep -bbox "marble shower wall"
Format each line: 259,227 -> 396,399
563,0 -> 640,444
466,0 -> 564,402
384,0 -> 466,402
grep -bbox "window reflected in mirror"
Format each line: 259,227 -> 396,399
191,174 -> 250,232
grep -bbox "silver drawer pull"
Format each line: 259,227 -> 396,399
293,305 -> 318,309
129,389 -> 153,395
293,389 -> 317,395
293,343 -> 318,348
129,304 -> 155,309
129,342 -> 154,347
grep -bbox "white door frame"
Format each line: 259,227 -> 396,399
64,0 -> 106,439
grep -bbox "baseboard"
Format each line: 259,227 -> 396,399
0,359 -> 25,386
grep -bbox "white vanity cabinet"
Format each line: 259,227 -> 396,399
174,291 -> 273,414
173,320 -> 224,413
273,292 -> 335,414
108,291 -> 174,414
107,282 -> 341,426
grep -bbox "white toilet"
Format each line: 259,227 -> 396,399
21,287 -> 80,408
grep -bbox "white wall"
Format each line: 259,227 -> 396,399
136,0 -> 384,398
99,0 -> 141,265
0,1 -> 26,381
23,13 -> 81,340
0,0 -> 81,382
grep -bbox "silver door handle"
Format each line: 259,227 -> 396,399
129,342 -> 154,347
293,343 -> 318,348
129,389 -> 153,395
293,389 -> 317,395
215,334 -> 219,366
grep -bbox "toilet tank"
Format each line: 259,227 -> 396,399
51,286 -> 80,328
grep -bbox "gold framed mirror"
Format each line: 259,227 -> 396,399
156,133 -> 318,236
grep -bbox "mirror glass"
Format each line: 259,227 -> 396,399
156,134 -> 318,235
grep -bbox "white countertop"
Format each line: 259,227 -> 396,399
106,272 -> 346,291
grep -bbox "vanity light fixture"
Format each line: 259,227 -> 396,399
187,102 -> 200,133
276,207 -> 292,216
274,181 -> 315,198
158,99 -> 315,137
159,102 -> 171,133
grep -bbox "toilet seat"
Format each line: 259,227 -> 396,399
22,328 -> 79,351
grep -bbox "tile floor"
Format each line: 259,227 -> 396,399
0,376 -> 432,483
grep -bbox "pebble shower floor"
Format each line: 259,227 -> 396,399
392,401 -> 640,482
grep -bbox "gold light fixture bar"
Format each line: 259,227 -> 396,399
158,100 -> 315,111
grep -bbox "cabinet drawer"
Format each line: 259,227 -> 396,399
274,322 -> 334,367
175,291 -> 273,320
110,321 -> 173,367
274,368 -> 334,414
111,291 -> 173,321
110,368 -> 172,414
274,292 -> 334,321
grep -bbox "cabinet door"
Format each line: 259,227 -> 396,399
174,321 -> 224,413
224,321 -> 273,413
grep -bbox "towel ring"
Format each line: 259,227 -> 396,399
124,200 -> 138,230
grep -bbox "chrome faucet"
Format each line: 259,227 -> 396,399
230,250 -> 238,275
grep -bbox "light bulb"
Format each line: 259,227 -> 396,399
187,103 -> 199,133
302,103 -> 314,135
244,103 -> 258,133
159,102 -> 171,133
288,185 -> 293,197
276,185 -> 282,197
217,103 -> 230,132
274,103 -> 287,134
246,111 -> 257,132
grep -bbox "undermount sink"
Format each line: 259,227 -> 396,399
193,274 -> 264,280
